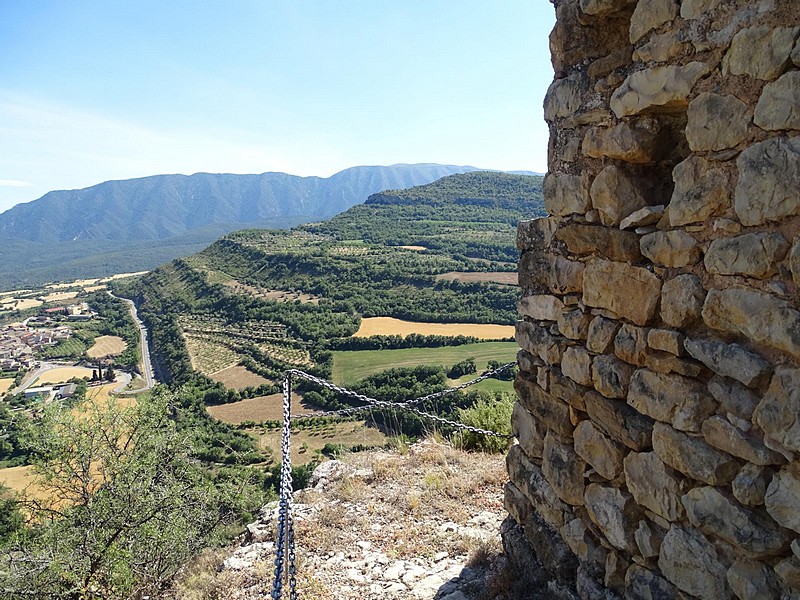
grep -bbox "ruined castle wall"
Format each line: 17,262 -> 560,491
505,1 -> 800,598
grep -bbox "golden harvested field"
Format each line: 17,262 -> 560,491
0,289 -> 31,297
3,298 -> 43,310
207,392 -> 317,424
87,335 -> 127,358
398,245 -> 427,251
36,366 -> 93,384
42,291 -> 79,302
210,365 -> 272,390
354,317 -> 514,339
0,465 -> 48,499
435,271 -> 518,285
83,285 -> 107,292
47,278 -> 100,289
101,271 -> 148,281
0,378 -> 14,395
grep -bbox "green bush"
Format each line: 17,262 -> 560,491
453,392 -> 514,453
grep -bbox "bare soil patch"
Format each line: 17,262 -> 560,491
210,365 -> 272,390
206,392 -> 317,424
0,378 -> 14,395
354,317 -> 514,339
435,271 -> 518,285
87,335 -> 127,358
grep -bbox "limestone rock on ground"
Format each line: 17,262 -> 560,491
168,441 -> 537,600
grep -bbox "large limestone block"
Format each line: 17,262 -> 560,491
579,0 -> 636,16
702,416 -> 785,466
640,230 -> 701,268
562,346 -> 593,387
560,517 -> 608,579
624,451 -> 685,521
755,71 -> 800,131
515,320 -> 567,365
517,216 -> 557,251
668,156 -> 729,227
614,323 -> 649,366
592,353 -> 635,399
506,445 -> 570,529
584,484 -> 639,552
511,403 -> 545,460
546,254 -> 585,295
658,526 -> 732,600
765,463 -> 800,534
732,463 -> 769,507
625,564 -> 681,600
680,0 -> 722,19
544,172 -> 591,217
628,369 -> 715,433
619,205 -> 664,229
754,366 -> 800,453
585,390 -> 653,450
707,375 -> 758,421
514,373 -> 574,438
583,259 -> 661,326
735,136 -> 800,226
518,250 -> 550,295
558,308 -> 592,340
589,165 -> 651,226
544,73 -> 588,122
705,231 -> 789,279
629,0 -> 677,42
686,92 -> 751,151
775,555 -> 800,591
582,121 -> 660,163
682,487 -> 791,558
555,223 -> 642,262
518,294 -> 564,322
660,273 -> 705,328
549,367 -> 590,412
633,31 -> 683,63
652,422 -> 740,485
723,26 -> 800,80
542,432 -> 586,506
574,419 -> 626,480
727,559 -> 782,600
647,328 -> 683,356
587,316 -> 620,354
702,287 -> 800,360
610,62 -> 710,117
634,520 -> 664,558
684,338 -> 772,388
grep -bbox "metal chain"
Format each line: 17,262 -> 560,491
270,361 -> 516,596
271,371 -> 297,600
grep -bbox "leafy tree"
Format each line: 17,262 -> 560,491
447,357 -> 477,379
104,366 -> 116,382
0,484 -> 23,542
0,388 -> 264,598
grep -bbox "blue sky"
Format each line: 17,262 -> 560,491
0,1 -> 555,212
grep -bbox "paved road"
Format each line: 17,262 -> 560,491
108,292 -> 156,392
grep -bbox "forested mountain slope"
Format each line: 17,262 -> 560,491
0,164 -> 484,289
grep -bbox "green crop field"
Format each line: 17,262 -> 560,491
332,341 -> 518,388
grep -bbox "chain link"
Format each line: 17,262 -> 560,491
270,361 -> 516,597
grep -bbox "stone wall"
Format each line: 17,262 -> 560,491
504,1 -> 800,598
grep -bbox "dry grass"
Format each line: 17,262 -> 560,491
4,298 -> 42,310
82,285 -> 107,292
36,366 -> 93,384
0,378 -> 14,395
101,271 -> 149,281
398,245 -> 427,251
209,365 -> 272,390
354,317 -> 515,339
87,335 -> 127,358
435,271 -> 518,285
